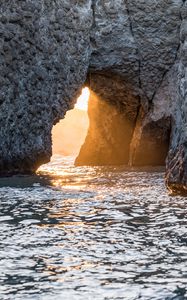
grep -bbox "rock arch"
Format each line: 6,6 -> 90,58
1,0 -> 187,194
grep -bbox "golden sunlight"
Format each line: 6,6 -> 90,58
51,87 -> 90,156
75,87 -> 90,111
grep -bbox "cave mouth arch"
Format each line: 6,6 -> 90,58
50,72 -> 171,169
75,72 -> 171,167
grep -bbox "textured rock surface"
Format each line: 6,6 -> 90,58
165,1 -> 187,194
1,0 -> 187,194
77,0 -> 183,170
0,0 -> 92,173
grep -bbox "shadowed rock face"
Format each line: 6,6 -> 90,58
165,0 -> 187,194
1,1 -> 187,194
129,115 -> 171,166
0,0 -> 92,173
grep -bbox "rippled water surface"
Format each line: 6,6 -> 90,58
0,155 -> 187,300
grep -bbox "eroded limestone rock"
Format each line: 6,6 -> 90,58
1,0 -> 187,194
77,0 -> 184,173
165,1 -> 187,194
0,0 -> 92,173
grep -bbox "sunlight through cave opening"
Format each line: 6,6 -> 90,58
52,87 -> 90,157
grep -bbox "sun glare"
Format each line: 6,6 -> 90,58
49,87 -> 90,156
75,87 -> 90,111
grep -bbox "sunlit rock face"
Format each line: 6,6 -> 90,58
0,0 -> 92,174
75,74 -> 140,166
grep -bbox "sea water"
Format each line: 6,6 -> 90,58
0,155 -> 186,300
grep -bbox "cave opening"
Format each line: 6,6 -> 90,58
75,73 -> 171,168
51,73 -> 171,169
52,87 -> 90,158
75,72 -> 142,167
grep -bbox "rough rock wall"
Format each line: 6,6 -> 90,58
77,0 -> 183,168
126,0 -> 182,100
90,0 -> 182,102
166,1 -> 187,194
0,0 -> 92,173
76,0 -> 140,166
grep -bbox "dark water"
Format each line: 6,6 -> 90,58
0,156 -> 187,300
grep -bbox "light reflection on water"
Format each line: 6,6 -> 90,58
0,155 -> 187,300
